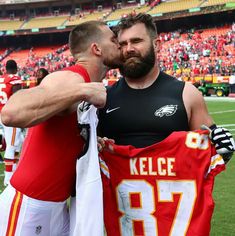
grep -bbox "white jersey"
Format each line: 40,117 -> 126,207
70,102 -> 103,236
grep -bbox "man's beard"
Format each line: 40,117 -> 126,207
119,45 -> 155,79
103,56 -> 123,69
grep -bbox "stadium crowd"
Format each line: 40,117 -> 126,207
158,23 -> 235,80
0,23 -> 234,83
0,44 -> 73,81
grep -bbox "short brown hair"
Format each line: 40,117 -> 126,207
69,21 -> 107,57
6,59 -> 17,72
117,13 -> 157,39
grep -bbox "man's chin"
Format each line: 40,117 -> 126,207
125,57 -> 140,64
105,60 -> 123,69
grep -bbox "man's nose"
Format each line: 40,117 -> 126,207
126,43 -> 135,52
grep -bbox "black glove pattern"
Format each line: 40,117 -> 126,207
210,127 -> 235,155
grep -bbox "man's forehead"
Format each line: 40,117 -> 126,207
118,23 -> 147,39
118,32 -> 146,43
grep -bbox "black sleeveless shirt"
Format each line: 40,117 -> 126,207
98,72 -> 189,148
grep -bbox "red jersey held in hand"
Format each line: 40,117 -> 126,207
100,130 -> 225,236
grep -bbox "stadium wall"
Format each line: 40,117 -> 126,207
0,9 -> 234,49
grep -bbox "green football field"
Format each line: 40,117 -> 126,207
0,99 -> 234,235
205,99 -> 235,236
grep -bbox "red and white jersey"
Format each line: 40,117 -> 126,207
100,130 -> 225,236
0,73 -> 22,112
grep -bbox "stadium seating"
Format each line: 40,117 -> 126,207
106,7 -> 137,21
148,0 -> 202,14
65,11 -> 109,26
22,16 -> 68,29
133,5 -> 151,14
158,23 -> 234,81
203,0 -> 235,7
31,46 -> 61,57
0,0 -> 233,31
3,49 -> 29,66
0,0 -> 234,83
148,0 -> 233,15
0,19 -> 24,31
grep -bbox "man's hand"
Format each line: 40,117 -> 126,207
201,125 -> 235,163
210,127 -> 235,155
97,137 -> 115,152
83,83 -> 107,108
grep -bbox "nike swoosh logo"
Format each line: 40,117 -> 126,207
106,107 -> 120,114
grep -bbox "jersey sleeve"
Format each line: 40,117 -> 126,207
99,154 -> 110,180
9,75 -> 22,85
193,130 -> 226,178
206,152 -> 225,177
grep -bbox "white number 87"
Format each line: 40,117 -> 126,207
116,132 -> 208,235
117,180 -> 196,236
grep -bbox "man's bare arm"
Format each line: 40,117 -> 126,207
1,70 -> 106,128
183,82 -> 214,130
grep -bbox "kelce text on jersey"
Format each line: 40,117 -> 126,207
130,157 -> 176,176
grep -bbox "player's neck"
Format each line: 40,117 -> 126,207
76,59 -> 107,83
125,66 -> 160,89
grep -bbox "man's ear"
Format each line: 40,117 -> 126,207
91,43 -> 102,56
153,38 -> 160,53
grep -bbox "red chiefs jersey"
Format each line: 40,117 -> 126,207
11,64 -> 90,202
100,130 -> 225,236
0,73 -> 22,112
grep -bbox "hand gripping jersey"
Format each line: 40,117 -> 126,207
0,73 -> 22,112
100,130 -> 225,236
70,102 -> 103,236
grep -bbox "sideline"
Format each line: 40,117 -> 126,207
219,124 -> 235,127
204,97 -> 235,102
210,110 -> 235,114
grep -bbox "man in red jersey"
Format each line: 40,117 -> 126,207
0,60 -> 23,186
0,21 -> 122,236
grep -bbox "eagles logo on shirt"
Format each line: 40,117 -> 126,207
154,105 -> 178,118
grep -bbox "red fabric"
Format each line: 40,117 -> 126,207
63,64 -> 90,83
0,74 -> 22,112
4,159 -> 14,172
11,65 -> 90,201
100,130 -> 225,236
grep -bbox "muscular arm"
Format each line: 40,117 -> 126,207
1,70 -> 106,128
183,82 -> 214,130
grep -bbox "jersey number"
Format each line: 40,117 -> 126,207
117,180 -> 196,236
116,132 -> 208,235
0,77 -> 7,104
